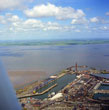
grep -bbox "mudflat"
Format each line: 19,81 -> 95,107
8,70 -> 47,89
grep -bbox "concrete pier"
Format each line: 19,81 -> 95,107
18,84 -> 57,99
94,90 -> 109,94
93,83 -> 101,90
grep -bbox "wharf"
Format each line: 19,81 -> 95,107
18,83 -> 57,99
57,73 -> 66,79
17,72 -> 67,99
94,90 -> 109,94
35,71 -> 66,92
36,78 -> 57,92
93,83 -> 101,90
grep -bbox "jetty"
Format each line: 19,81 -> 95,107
18,84 -> 57,99
94,90 -> 109,94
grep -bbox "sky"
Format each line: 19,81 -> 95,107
0,0 -> 109,40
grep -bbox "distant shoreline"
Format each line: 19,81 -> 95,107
0,39 -> 109,46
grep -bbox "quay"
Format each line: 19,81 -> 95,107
17,63 -> 86,100
18,73 -> 76,100
57,72 -> 66,79
94,90 -> 109,94
18,84 -> 57,99
18,65 -> 109,110
93,82 -> 109,94
34,70 -> 67,92
93,82 -> 101,90
35,78 -> 57,92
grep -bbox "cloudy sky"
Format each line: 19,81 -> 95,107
0,0 -> 109,40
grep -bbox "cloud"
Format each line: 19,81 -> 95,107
43,22 -> 61,31
0,14 -> 22,25
0,13 -> 77,33
10,19 -> 43,32
0,16 -> 6,24
75,29 -> 81,32
12,19 -> 75,32
71,17 -> 88,24
24,19 -> 41,24
90,17 -> 99,23
4,15 -> 75,32
90,17 -> 109,24
106,12 -> 109,16
100,26 -> 109,31
24,3 -> 85,20
0,0 -> 32,10
100,19 -> 109,24
8,15 -> 21,22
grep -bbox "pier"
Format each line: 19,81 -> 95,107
18,84 -> 57,99
93,82 -> 109,94
57,73 -> 66,79
17,66 -> 109,110
18,74 -> 76,100
93,83 -> 101,90
94,90 -> 109,94
67,63 -> 88,72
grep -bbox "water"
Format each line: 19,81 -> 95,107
98,84 -> 109,90
34,74 -> 76,99
1,44 -> 109,72
94,83 -> 109,100
91,74 -> 109,79
37,80 -> 56,93
1,44 -> 109,86
93,93 -> 109,100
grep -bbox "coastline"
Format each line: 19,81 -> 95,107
8,70 -> 48,89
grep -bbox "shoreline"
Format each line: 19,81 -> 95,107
8,70 -> 48,89
16,69 -> 69,98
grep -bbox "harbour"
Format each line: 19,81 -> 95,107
93,82 -> 109,101
17,65 -> 109,110
18,72 -> 76,99
0,0 -> 109,109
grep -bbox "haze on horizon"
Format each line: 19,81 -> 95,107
0,0 -> 109,40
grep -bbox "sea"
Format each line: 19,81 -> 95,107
0,44 -> 109,86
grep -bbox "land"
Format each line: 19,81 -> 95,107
1,39 -> 109,46
16,65 -> 109,110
